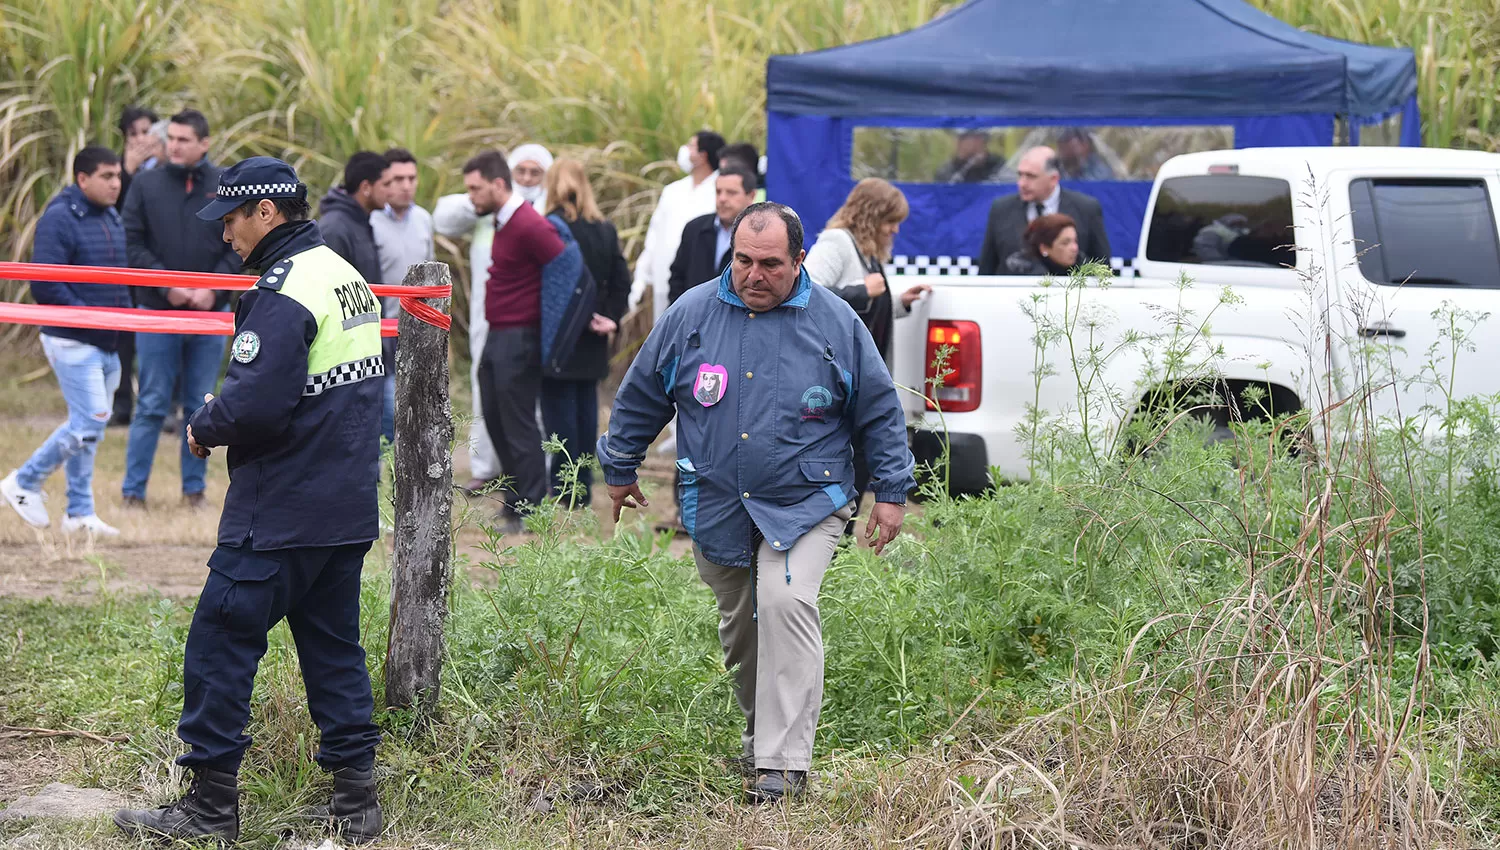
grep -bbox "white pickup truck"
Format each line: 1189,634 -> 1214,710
891,147 -> 1500,492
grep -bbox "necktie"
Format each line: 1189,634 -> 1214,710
1033,202 -> 1045,220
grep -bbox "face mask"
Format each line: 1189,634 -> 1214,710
517,184 -> 545,205
677,144 -> 694,174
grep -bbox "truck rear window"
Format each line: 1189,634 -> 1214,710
1349,179 -> 1500,288
1145,175 -> 1296,268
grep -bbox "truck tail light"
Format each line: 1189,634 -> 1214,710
925,320 -> 981,413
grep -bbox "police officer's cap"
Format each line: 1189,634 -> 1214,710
196,156 -> 307,221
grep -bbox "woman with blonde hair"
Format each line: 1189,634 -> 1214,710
540,158 -> 630,505
803,178 -> 930,365
803,178 -> 929,534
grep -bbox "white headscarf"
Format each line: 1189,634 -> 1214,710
508,143 -> 554,211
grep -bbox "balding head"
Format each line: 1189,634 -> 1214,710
1017,145 -> 1060,202
729,202 -> 807,312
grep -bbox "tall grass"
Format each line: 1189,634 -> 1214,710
1254,0 -> 1500,149
0,0 -> 1494,347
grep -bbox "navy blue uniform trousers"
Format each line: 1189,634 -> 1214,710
177,542 -> 380,773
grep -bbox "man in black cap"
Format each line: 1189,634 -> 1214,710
114,157 -> 386,845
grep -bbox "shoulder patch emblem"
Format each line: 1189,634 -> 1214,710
231,331 -> 261,364
256,258 -> 293,291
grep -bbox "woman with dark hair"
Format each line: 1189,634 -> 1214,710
1004,213 -> 1080,276
540,158 -> 631,506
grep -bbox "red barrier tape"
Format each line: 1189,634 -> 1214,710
0,302 -> 403,337
0,263 -> 452,300
0,262 -> 452,333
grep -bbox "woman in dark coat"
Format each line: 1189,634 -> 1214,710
541,159 -> 631,506
1003,213 -> 1080,276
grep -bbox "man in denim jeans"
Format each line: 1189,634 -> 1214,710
120,109 -> 240,508
2,147 -> 133,535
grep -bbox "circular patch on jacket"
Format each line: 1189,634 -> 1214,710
231,331 -> 261,364
800,385 -> 833,421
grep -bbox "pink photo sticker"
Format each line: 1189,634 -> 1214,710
693,364 -> 729,407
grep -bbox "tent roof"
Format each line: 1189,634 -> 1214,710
766,0 -> 1416,120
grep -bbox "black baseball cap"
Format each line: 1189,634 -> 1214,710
197,156 -> 307,221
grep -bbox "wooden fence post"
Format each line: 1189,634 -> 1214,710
384,261 -> 454,717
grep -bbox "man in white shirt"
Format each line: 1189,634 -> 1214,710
508,144 -> 553,212
370,148 -> 435,446
630,131 -> 725,324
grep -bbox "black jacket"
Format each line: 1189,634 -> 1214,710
319,188 -> 392,369
548,217 -> 631,382
977,189 -> 1110,275
667,213 -> 731,306
116,158 -> 135,213
317,188 -> 382,286
121,159 -> 240,309
1003,251 -> 1071,277
188,220 -> 383,550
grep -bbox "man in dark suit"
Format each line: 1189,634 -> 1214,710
667,165 -> 757,306
977,146 -> 1110,274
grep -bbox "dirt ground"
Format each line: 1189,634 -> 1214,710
0,363 -> 686,600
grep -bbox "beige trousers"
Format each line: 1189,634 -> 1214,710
694,506 -> 851,772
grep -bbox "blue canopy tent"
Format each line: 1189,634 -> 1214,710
766,0 -> 1419,269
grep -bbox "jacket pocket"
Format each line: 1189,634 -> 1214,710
676,458 -> 707,538
800,458 -> 855,510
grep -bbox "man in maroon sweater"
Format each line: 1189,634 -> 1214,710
462,150 -> 564,529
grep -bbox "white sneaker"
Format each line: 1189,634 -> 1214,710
61,514 -> 120,537
2,470 -> 49,528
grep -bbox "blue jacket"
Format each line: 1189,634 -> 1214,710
188,220 -> 383,551
540,213 -> 597,374
29,185 -> 132,351
599,265 -> 916,567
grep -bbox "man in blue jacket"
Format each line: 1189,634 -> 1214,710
600,202 -> 916,804
2,147 -> 132,536
114,157 -> 385,845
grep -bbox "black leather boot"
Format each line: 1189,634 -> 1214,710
113,767 -> 239,842
312,766 -> 382,845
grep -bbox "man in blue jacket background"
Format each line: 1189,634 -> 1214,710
2,147 -> 132,537
600,202 -> 916,804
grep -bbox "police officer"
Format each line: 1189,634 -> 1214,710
115,157 -> 386,844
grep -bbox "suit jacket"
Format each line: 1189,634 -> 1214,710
667,213 -> 731,306
977,188 -> 1111,275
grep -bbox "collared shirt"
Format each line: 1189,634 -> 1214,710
599,265 -> 917,568
713,217 -> 733,266
1026,185 -> 1062,223
494,192 -> 526,232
